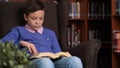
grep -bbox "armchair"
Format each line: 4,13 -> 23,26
68,39 -> 101,68
0,2 -> 101,68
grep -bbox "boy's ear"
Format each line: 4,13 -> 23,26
23,14 -> 27,21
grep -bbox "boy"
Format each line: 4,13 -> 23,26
1,0 -> 83,68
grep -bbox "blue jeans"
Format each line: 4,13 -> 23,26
30,56 -> 83,68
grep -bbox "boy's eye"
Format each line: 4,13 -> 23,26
39,17 -> 44,20
30,17 -> 37,20
30,17 -> 44,20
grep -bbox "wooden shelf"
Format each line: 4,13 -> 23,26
88,18 -> 111,21
68,18 -> 85,21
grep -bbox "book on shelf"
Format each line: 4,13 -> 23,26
74,29 -> 80,46
116,0 -> 120,15
30,52 -> 71,59
113,30 -> 120,52
76,1 -> 80,18
88,30 -> 99,40
67,25 -> 71,46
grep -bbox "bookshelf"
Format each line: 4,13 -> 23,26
67,0 -> 111,68
67,0 -> 111,48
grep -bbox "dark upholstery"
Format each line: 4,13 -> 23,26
0,28 -> 1,38
57,0 -> 69,51
0,2 -> 26,38
69,39 -> 101,68
0,2 -> 101,68
0,2 -> 59,39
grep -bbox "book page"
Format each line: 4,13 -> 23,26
30,52 -> 71,59
56,52 -> 71,57
30,52 -> 58,59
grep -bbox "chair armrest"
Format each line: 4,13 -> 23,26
68,39 -> 101,68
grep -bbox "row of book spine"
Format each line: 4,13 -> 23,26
68,1 -> 111,19
0,0 -> 57,3
68,1 -> 80,19
0,0 -> 8,2
88,30 -> 101,41
116,0 -> 120,15
67,24 -> 80,48
88,2 -> 111,19
67,24 -> 103,48
67,26 -> 103,48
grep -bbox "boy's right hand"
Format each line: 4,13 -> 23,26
20,41 -> 38,55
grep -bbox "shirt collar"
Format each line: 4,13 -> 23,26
25,24 -> 43,34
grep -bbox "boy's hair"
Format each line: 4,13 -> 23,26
24,0 -> 45,16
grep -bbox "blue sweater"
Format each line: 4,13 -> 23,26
1,26 -> 61,55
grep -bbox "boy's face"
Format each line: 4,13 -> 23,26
24,10 -> 45,30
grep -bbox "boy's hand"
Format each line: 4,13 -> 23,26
20,41 -> 38,55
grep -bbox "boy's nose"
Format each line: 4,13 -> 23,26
35,20 -> 40,24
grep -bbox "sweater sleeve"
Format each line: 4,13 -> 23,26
51,31 -> 62,53
1,27 -> 20,46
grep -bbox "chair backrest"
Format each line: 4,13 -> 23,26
0,2 -> 59,39
68,39 -> 101,68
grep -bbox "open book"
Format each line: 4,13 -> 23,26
30,52 -> 71,59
